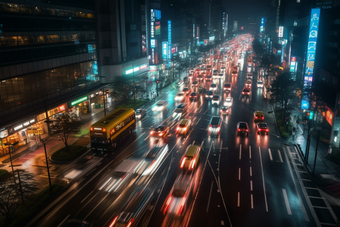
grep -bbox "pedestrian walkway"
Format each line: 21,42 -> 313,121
283,108 -> 340,201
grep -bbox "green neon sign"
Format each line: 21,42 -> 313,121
71,96 -> 88,106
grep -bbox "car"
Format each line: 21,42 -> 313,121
213,72 -> 218,79
242,88 -> 251,96
182,87 -> 191,95
256,122 -> 269,135
206,75 -> 212,81
176,80 -> 184,87
190,92 -> 198,101
163,172 -> 195,216
211,95 -> 220,105
99,159 -> 141,193
257,80 -> 263,88
219,106 -> 230,115
180,145 -> 201,170
247,73 -> 253,79
224,97 -> 233,107
175,92 -> 185,101
135,109 -> 146,120
213,69 -> 218,74
218,73 -> 224,79
223,83 -> 231,92
150,125 -> 170,137
173,103 -> 188,119
188,73 -> 194,78
152,100 -> 168,111
197,75 -> 204,81
209,83 -> 217,91
176,119 -> 191,135
254,111 -> 265,121
142,144 -> 169,176
205,91 -> 213,99
208,116 -> 222,136
192,81 -> 198,87
237,122 -> 249,136
245,79 -> 252,88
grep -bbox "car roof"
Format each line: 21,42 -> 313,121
185,145 -> 200,157
190,92 -> 197,95
213,95 -> 219,98
255,111 -> 263,115
258,123 -> 268,128
180,119 -> 189,125
210,116 -> 221,125
207,91 -> 213,94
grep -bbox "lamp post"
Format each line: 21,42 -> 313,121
102,88 -> 107,117
4,141 -> 19,183
41,120 -> 54,194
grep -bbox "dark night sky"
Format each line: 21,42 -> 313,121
222,0 -> 271,26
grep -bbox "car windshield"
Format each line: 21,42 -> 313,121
207,91 -> 213,95
175,108 -> 183,113
155,127 -> 164,132
172,189 -> 186,197
156,103 -> 164,106
256,112 -> 263,116
191,93 -> 196,96
211,84 -> 216,87
239,123 -> 248,129
221,106 -> 228,110
259,123 -> 268,128
183,88 -> 188,91
136,110 -> 142,114
177,93 -> 183,96
258,81 -> 263,84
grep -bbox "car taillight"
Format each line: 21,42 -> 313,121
238,129 -> 241,131
220,110 -> 222,112
178,197 -> 186,215
180,157 -> 186,168
109,216 -> 118,227
126,218 -> 134,227
159,133 -> 163,136
266,129 -> 269,132
150,131 -> 154,135
176,127 -> 180,131
258,128 -> 261,131
164,196 -> 172,214
246,129 -> 249,132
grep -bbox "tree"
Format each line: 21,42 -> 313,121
0,170 -> 38,222
270,72 -> 297,122
49,114 -> 82,152
261,54 -> 279,85
252,38 -> 265,57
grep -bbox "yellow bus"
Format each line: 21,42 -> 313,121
90,108 -> 136,153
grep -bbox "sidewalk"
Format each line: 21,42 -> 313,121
284,108 -> 340,200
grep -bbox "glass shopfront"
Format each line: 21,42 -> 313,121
69,96 -> 89,118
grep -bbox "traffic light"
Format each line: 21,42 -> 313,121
156,80 -> 159,84
309,111 -> 313,120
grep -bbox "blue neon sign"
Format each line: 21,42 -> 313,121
304,8 -> 320,90
260,17 -> 265,33
162,41 -> 168,60
168,20 -> 172,59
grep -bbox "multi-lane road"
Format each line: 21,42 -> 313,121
28,37 -> 338,227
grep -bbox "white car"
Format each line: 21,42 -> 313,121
212,73 -> 218,79
211,95 -> 220,105
175,92 -> 185,101
152,100 -> 168,111
218,73 -> 224,79
257,80 -> 263,88
224,97 -> 233,107
209,83 -> 217,91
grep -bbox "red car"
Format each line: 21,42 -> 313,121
256,123 -> 269,135
242,88 -> 251,96
150,125 -> 170,137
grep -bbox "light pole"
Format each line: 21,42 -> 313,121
102,88 -> 107,117
40,119 -> 54,194
4,141 -> 18,183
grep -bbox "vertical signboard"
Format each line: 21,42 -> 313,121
233,21 -> 238,32
150,9 -> 161,65
168,20 -> 172,60
304,8 -> 320,90
278,26 -> 284,37
260,17 -> 265,33
162,42 -> 168,60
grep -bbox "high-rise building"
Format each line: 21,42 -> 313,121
0,0 -> 101,151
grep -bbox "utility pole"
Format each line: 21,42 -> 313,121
102,87 -> 106,117
17,169 -> 24,204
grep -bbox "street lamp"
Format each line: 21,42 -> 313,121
4,141 -> 19,182
40,119 -> 54,194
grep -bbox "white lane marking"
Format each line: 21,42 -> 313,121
144,134 -> 150,141
57,215 -> 70,227
249,146 -> 252,159
80,190 -> 94,203
221,221 -> 225,225
278,149 -> 283,163
268,148 -> 273,161
238,168 -> 241,180
84,193 -> 109,219
250,166 -> 252,177
282,189 -> 292,215
284,147 -> 310,222
258,147 -> 269,212
239,144 -> 242,160
186,142 -> 214,227
237,192 -> 240,207
192,140 -> 195,145
250,180 -> 253,191
318,189 -> 340,224
251,194 -> 254,209
206,181 -> 214,212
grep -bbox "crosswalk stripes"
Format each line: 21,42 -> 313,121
238,145 -> 284,163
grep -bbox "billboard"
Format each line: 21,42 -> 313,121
162,42 -> 168,60
304,8 -> 320,90
260,17 -> 265,33
278,26 -> 284,37
168,20 -> 172,59
150,39 -> 156,48
233,21 -> 238,32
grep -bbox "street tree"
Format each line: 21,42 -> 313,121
252,38 -> 265,57
110,77 -> 144,102
0,170 -> 38,222
49,113 -> 82,152
270,72 -> 297,122
261,54 -> 279,85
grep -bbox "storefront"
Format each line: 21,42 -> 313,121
0,117 -> 37,156
89,89 -> 112,110
68,95 -> 89,117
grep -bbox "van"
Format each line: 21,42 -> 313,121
208,116 -> 222,136
176,119 -> 191,135
180,145 -> 200,170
